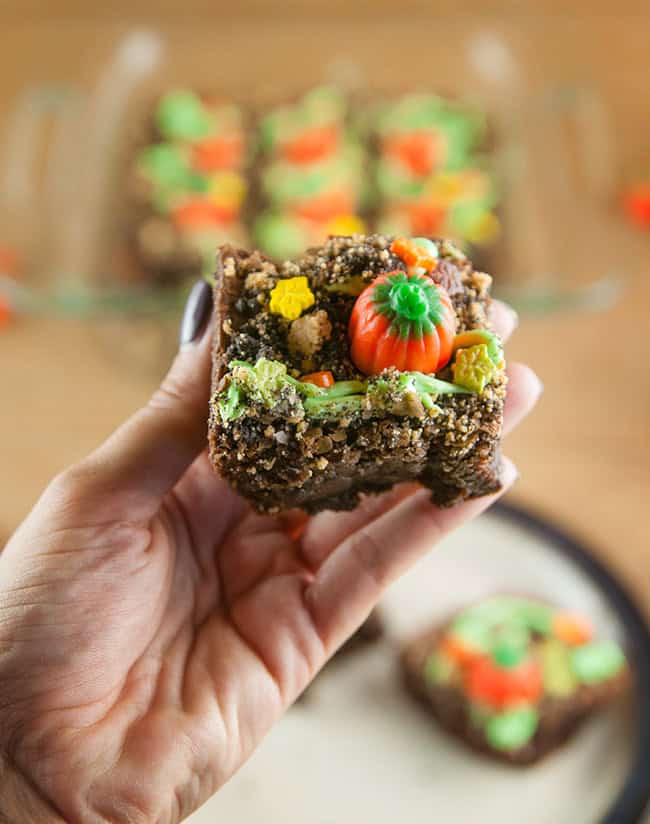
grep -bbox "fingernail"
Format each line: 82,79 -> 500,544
501,456 -> 520,487
533,373 -> 544,397
179,279 -> 213,347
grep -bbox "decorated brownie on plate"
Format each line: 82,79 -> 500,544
208,232 -> 506,513
401,596 -> 630,765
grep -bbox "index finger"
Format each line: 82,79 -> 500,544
304,458 -> 518,654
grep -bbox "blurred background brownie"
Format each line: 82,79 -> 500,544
401,596 -> 630,765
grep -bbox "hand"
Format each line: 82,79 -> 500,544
0,284 -> 540,823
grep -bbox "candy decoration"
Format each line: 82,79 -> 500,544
623,182 -> 650,229
552,612 -> 594,647
390,237 -> 439,272
491,631 -> 529,669
451,329 -> 504,369
139,144 -> 192,190
0,294 -> 13,327
0,246 -> 22,280
570,641 -> 626,685
452,343 -> 499,394
192,136 -> 244,172
293,190 -> 356,223
440,633 -> 483,666
424,651 -> 456,686
172,201 -> 237,229
384,130 -> 444,176
325,214 -> 367,237
485,706 -> 539,751
465,655 -> 543,708
269,277 -> 315,321
349,270 -> 456,376
539,639 -> 578,698
282,123 -> 340,165
301,371 -> 335,389
157,91 -> 212,141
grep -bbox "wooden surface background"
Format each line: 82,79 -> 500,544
0,3 -> 649,618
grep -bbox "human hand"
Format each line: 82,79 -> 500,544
0,283 -> 540,823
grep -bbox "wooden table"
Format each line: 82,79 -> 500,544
1,6 -> 649,619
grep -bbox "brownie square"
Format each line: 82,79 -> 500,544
208,233 -> 506,514
401,596 -> 630,765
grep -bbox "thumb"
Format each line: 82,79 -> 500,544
70,280 -> 215,518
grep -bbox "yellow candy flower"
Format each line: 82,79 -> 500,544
209,171 -> 247,210
452,343 -> 499,394
325,214 -> 367,237
269,276 -> 315,321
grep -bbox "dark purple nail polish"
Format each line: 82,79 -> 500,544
179,279 -> 213,346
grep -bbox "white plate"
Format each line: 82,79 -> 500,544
189,506 -> 647,824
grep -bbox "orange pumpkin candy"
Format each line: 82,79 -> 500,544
465,655 -> 543,709
348,270 -> 456,376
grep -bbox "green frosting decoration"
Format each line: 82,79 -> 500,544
157,90 -> 212,141
570,641 -> 626,685
138,144 -> 190,189
254,212 -> 309,260
517,600 -> 554,636
424,652 -> 456,686
485,706 -> 539,751
219,382 -> 243,423
263,145 -> 363,206
492,627 -> 529,669
411,237 -> 439,259
260,85 -> 345,151
217,358 -> 473,425
218,358 -> 320,423
303,394 -> 365,418
377,159 -> 427,199
449,613 -> 493,652
539,638 -> 578,697
450,597 -> 553,652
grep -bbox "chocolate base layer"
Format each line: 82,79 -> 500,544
208,234 -> 505,514
401,626 -> 631,766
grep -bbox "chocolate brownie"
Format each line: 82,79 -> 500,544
401,596 -> 630,765
252,85 -> 368,260
125,90 -> 250,288
208,233 -> 506,514
367,93 -> 500,248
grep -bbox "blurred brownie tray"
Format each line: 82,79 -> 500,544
401,596 -> 630,765
121,87 -> 499,289
208,233 -> 506,514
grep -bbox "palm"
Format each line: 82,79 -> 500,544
0,453 -> 354,822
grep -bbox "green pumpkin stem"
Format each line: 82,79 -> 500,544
374,271 -> 444,340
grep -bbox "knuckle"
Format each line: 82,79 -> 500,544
46,460 -> 97,503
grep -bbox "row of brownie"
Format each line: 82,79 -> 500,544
123,86 -> 498,288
